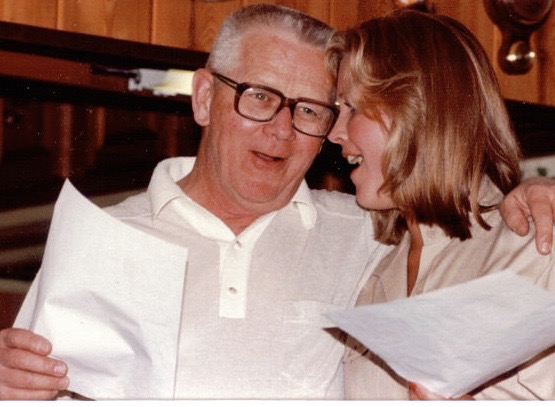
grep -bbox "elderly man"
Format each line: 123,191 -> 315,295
0,3 -> 554,400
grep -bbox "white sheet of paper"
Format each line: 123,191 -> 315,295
326,270 -> 555,398
27,180 -> 187,399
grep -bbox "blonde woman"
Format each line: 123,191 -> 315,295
326,9 -> 555,400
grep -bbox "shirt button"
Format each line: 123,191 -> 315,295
228,286 -> 238,294
234,240 -> 242,248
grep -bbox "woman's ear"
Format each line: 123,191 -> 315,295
191,68 -> 213,126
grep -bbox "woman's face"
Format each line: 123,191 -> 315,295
327,60 -> 396,210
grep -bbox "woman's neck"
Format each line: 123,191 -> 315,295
406,218 -> 423,296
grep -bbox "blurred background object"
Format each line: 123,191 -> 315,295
484,0 -> 553,74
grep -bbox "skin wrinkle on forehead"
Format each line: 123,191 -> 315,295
237,29 -> 333,104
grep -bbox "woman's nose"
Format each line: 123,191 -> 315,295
327,115 -> 347,144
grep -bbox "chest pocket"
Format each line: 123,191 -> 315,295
280,300 -> 346,396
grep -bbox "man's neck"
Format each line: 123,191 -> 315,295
176,172 -> 267,235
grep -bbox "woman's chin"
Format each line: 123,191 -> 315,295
355,194 -> 396,211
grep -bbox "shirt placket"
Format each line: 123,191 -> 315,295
219,238 -> 250,318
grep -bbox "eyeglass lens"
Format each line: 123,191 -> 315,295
213,73 -> 336,137
238,86 -> 335,137
237,86 -> 335,137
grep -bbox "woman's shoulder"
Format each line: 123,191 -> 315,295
469,209 -> 555,284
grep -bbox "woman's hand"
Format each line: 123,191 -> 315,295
408,382 -> 474,400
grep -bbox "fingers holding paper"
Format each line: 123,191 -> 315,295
408,382 -> 474,400
0,328 -> 69,400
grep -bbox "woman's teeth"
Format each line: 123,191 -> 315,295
347,155 -> 363,165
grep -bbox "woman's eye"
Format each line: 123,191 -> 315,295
345,102 -> 357,115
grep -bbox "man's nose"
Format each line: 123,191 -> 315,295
266,106 -> 296,140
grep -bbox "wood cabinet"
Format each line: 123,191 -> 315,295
0,23 -> 208,300
0,21 -> 207,206
0,0 -> 553,106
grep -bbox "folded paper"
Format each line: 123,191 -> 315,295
326,270 -> 555,398
15,180 -> 187,399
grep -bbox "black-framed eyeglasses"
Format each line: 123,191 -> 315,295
212,72 -> 339,138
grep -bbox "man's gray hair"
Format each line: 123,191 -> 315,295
206,3 -> 334,73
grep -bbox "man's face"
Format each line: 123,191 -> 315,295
199,29 -> 334,215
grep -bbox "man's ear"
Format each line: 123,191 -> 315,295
191,68 -> 213,126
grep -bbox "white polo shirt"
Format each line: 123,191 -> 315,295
21,157 -> 390,399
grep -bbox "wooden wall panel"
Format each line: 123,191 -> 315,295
151,0 -> 193,48
0,0 -> 58,28
278,0 -> 330,24
241,0 -> 276,5
538,8 -> 555,105
432,1 -> 540,104
329,0 -> 359,30
57,0 -> 152,42
192,0 -> 240,51
356,0 -> 394,21
434,0 -> 495,59
0,0 -> 553,107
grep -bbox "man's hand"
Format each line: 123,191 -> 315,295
0,328 -> 68,400
408,382 -> 474,400
500,176 -> 555,255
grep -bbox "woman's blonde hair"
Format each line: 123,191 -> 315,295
326,10 -> 522,244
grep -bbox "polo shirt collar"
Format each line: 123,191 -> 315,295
291,180 -> 317,229
148,157 -> 195,217
146,157 -> 317,230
